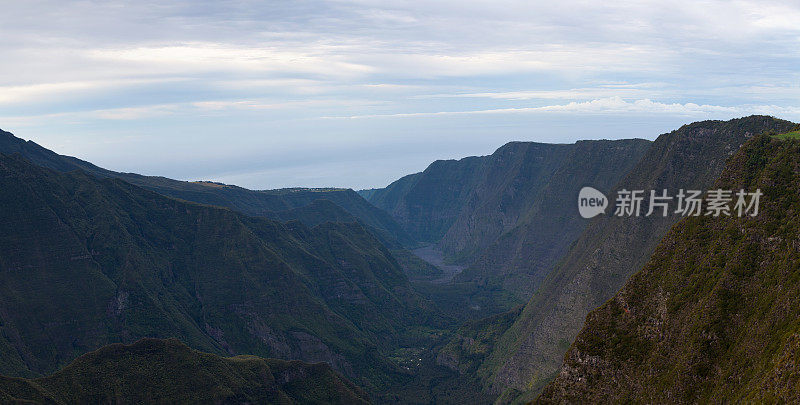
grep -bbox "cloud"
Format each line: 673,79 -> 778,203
86,42 -> 375,78
417,84 -> 667,101
1,0 -> 799,188
0,97 -> 385,125
0,78 -> 180,105
322,97 -> 800,119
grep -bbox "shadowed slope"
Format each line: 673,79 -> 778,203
0,128 -> 414,248
0,338 -> 370,404
481,116 -> 796,402
538,133 -> 800,403
453,139 -> 651,300
0,153 -> 436,393
366,139 -> 651,321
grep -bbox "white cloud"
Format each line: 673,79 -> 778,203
0,97 -> 386,125
0,82 -> 97,105
1,0 -> 799,188
418,85 -> 667,101
323,97 -> 800,119
0,78 -> 179,105
86,42 -> 375,78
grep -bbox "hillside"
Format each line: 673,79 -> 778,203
0,128 -> 414,248
366,139 -> 651,318
0,153 -> 438,393
0,338 -> 369,404
368,141 -> 648,262
538,133 -> 800,403
452,139 -> 651,300
473,115 -> 797,402
367,155 -> 487,245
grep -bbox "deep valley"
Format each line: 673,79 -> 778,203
2,116 -> 800,404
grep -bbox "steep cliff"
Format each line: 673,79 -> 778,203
538,131 -> 800,403
482,116 -> 796,402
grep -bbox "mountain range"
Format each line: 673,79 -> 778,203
0,150 -> 444,396
538,131 -> 800,403
1,116 -> 799,403
434,115 -> 797,403
363,139 -> 651,319
0,129 -> 415,250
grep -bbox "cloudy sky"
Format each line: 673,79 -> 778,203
2,0 -> 799,189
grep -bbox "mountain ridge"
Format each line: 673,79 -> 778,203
364,138 -> 651,320
476,115 -> 797,403
0,152 -> 439,394
0,338 -> 370,404
0,128 -> 415,248
537,131 -> 800,403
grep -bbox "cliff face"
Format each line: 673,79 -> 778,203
474,116 -> 796,402
538,133 -> 800,403
0,338 -> 370,404
369,153 -> 498,245
0,154 -> 436,392
453,139 -> 652,300
368,139 -> 651,304
433,142 -> 574,263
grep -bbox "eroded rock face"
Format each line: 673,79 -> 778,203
538,133 -> 800,403
368,139 -> 652,308
484,116 -> 797,402
241,315 -> 293,359
291,331 -> 354,377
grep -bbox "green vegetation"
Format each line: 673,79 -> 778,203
771,127 -> 800,140
538,133 -> 800,402
473,115 -> 797,403
0,338 -> 370,404
366,139 -> 652,320
3,116 -> 798,403
0,128 -> 416,249
0,153 -> 442,396
437,306 -> 524,377
452,139 -> 651,302
0,127 -> 499,401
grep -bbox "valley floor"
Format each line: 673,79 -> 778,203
411,245 -> 465,284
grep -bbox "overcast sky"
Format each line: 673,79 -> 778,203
2,0 -> 799,189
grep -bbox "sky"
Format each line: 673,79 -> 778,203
1,0 -> 799,190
